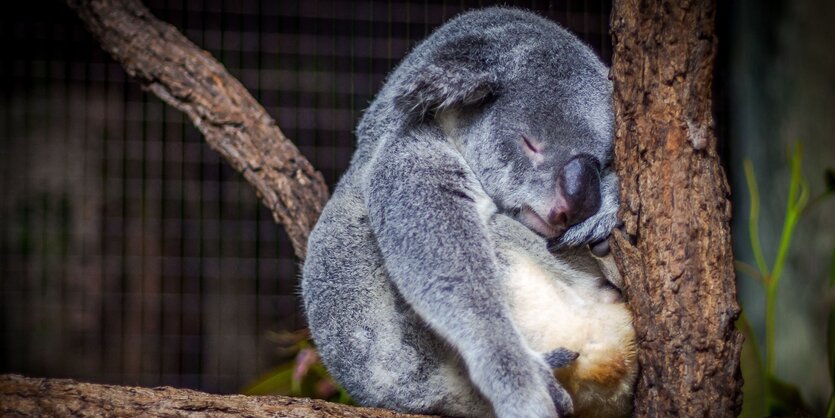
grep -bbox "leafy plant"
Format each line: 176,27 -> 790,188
737,143 -> 835,416
241,329 -> 352,404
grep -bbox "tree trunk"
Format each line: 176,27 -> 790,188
610,0 -> 743,416
0,375 -> 431,418
66,0 -> 329,259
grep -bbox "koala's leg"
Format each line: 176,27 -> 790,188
302,184 -> 491,417
364,135 -> 572,418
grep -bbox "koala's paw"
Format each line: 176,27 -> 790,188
544,347 -> 579,369
545,376 -> 574,418
552,204 -> 618,249
537,359 -> 574,418
490,355 -> 574,418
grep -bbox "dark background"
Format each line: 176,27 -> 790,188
1,0 -> 833,413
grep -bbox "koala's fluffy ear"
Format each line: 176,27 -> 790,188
394,35 -> 500,121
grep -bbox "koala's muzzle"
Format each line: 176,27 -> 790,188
548,154 -> 601,229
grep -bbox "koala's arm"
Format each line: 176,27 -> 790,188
557,167 -> 619,247
365,135 -> 571,418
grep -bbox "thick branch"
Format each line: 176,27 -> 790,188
0,375 -> 432,417
611,0 -> 743,416
66,0 -> 329,259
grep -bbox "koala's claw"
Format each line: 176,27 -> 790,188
545,373 -> 574,417
544,347 -> 579,369
541,349 -> 576,416
536,352 -> 574,417
492,351 -> 575,418
555,206 -> 618,249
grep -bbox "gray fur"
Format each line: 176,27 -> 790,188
302,7 -> 618,418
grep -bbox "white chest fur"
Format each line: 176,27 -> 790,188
503,249 -> 637,418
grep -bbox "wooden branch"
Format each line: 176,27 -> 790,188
0,375 -> 433,417
66,0 -> 329,259
610,0 -> 743,416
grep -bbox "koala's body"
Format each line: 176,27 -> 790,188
302,7 -> 635,418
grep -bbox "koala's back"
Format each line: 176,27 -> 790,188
355,6 -> 607,148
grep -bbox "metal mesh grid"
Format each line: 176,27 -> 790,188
0,0 -> 612,393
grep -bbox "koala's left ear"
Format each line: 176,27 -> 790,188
394,35 -> 500,121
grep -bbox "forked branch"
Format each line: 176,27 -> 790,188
67,0 -> 329,259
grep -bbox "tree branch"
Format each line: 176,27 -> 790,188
66,0 -> 329,259
0,375 -> 432,417
610,0 -> 743,415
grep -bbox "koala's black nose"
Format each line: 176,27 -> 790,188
549,154 -> 601,228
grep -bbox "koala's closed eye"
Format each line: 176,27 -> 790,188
522,135 -> 545,165
523,135 -> 541,154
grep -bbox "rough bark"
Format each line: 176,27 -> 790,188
0,375 -> 432,417
66,0 -> 329,259
610,0 -> 743,416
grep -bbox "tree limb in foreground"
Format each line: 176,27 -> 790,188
0,375 -> 433,417
67,0 -> 329,259
610,0 -> 743,416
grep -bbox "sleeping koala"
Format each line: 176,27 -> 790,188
302,7 -> 635,418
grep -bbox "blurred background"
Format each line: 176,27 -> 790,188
0,0 -> 832,414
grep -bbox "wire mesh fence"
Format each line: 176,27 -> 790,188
0,0 -> 612,394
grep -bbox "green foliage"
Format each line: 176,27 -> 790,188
738,312 -> 767,418
767,374 -> 810,417
241,329 -> 352,404
738,142 -> 835,416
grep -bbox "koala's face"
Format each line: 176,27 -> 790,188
449,50 -> 614,240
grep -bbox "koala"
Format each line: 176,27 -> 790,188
301,7 -> 636,418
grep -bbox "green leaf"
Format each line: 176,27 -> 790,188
743,159 -> 769,276
241,363 -> 295,395
735,260 -> 766,285
338,387 -> 354,405
766,375 -> 812,417
738,314 -> 767,418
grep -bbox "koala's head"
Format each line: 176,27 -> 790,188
391,8 -> 614,241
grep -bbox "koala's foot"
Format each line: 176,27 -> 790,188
486,353 -> 574,418
554,205 -> 618,248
